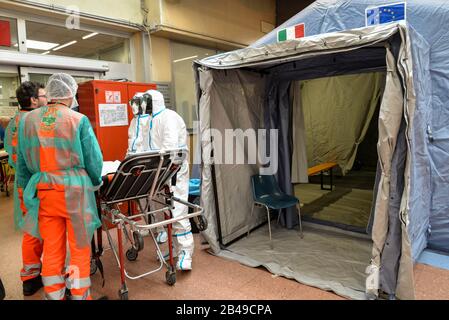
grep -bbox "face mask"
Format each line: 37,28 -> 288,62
70,98 -> 79,111
130,97 -> 142,116
142,94 -> 153,115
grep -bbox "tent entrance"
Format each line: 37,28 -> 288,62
292,72 -> 384,233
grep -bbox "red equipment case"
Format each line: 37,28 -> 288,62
77,80 -> 157,161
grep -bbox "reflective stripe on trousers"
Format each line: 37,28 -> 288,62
21,232 -> 43,282
42,275 -> 65,300
20,263 -> 41,279
65,276 -> 91,290
70,288 -> 92,300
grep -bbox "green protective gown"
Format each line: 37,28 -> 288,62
15,106 -> 103,248
3,111 -> 26,230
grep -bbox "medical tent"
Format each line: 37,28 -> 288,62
193,0 -> 449,300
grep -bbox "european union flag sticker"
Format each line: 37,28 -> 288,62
366,2 -> 406,26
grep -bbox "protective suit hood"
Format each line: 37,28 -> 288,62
145,90 -> 165,114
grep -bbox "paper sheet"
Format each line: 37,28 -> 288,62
102,160 -> 121,176
98,104 -> 128,127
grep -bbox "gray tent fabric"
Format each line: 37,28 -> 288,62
217,223 -> 372,300
379,120 -> 407,296
406,26 -> 432,257
197,67 -> 221,254
251,0 -> 447,255
265,79 -> 298,229
201,69 -> 268,245
194,1 -> 444,299
299,73 -> 385,174
291,83 -> 309,184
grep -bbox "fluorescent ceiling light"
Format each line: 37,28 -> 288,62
26,40 -> 59,51
173,55 -> 198,63
82,32 -> 99,40
53,40 -> 77,51
41,51 -> 50,55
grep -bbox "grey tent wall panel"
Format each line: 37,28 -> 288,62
407,26 -> 433,258
264,79 -> 298,229
379,121 -> 407,296
207,69 -> 268,246
197,67 -> 222,254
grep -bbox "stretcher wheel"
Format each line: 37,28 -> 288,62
166,271 -> 176,286
126,248 -> 138,261
133,231 -> 144,252
90,258 -> 98,275
195,215 -> 208,232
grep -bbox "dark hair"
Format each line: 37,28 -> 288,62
16,81 -> 45,110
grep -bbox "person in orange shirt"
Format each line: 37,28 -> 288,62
16,74 -> 103,300
4,81 -> 47,296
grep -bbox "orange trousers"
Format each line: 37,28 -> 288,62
18,187 -> 43,282
20,233 -> 43,282
38,189 -> 92,300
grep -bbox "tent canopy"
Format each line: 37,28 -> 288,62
194,0 -> 447,300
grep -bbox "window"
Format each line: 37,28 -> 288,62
171,42 -> 219,130
0,71 -> 20,118
25,21 -> 130,63
0,16 -> 18,52
29,73 -> 94,86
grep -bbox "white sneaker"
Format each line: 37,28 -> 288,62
176,250 -> 192,271
156,231 -> 168,244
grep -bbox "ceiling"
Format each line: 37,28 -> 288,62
25,21 -> 128,61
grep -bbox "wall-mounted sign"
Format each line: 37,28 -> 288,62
155,82 -> 173,109
98,104 -> 128,127
113,91 -> 121,103
105,91 -> 121,104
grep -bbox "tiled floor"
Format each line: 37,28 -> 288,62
1,191 -> 449,300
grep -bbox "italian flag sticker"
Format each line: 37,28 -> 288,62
277,23 -> 305,42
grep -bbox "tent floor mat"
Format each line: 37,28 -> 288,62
294,184 -> 373,229
217,223 -> 371,300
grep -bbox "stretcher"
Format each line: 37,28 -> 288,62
0,149 -> 13,197
91,149 -> 207,300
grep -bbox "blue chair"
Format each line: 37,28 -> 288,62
247,175 -> 304,247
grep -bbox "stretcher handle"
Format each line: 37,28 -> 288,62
128,209 -> 203,230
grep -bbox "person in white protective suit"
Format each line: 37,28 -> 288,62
127,92 -> 151,155
127,90 -> 194,271
127,93 -> 169,244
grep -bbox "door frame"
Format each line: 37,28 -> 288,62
20,66 -> 100,83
